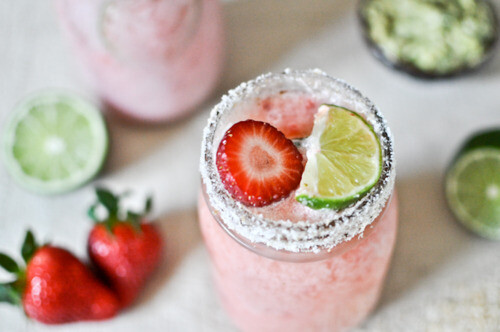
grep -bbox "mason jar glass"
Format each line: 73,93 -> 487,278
198,69 -> 397,332
55,0 -> 225,123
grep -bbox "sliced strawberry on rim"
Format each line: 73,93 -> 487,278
216,120 -> 304,207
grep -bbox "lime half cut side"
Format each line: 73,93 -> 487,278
296,104 -> 382,210
2,92 -> 108,194
446,147 -> 500,239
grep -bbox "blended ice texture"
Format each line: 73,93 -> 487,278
198,194 -> 397,331
199,70 -> 398,331
55,0 -> 224,122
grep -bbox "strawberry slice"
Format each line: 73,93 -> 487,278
216,120 -> 304,207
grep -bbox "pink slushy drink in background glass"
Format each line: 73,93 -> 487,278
199,69 -> 398,331
55,0 -> 224,123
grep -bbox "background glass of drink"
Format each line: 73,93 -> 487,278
55,0 -> 225,123
199,69 -> 397,331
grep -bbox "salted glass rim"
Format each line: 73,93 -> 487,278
200,69 -> 396,253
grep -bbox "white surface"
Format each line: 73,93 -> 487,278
1,0 -> 500,331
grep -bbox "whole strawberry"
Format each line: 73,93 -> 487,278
0,231 -> 120,324
87,188 -> 163,307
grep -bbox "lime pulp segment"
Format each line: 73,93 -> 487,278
446,148 -> 500,239
296,104 -> 382,210
2,93 -> 108,194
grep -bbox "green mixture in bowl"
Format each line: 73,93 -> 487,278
361,0 -> 498,76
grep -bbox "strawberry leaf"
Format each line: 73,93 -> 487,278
127,211 -> 142,232
91,188 -> 154,232
0,283 -> 21,305
0,253 -> 19,274
144,196 -> 153,214
104,220 -> 114,233
21,230 -> 38,264
87,204 -> 99,222
96,188 -> 119,215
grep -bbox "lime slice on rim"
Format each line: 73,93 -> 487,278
2,92 -> 108,194
296,104 -> 382,210
445,129 -> 500,239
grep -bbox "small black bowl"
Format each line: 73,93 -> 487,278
358,0 -> 499,79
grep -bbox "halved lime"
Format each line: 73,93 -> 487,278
296,104 -> 382,210
445,129 -> 500,239
2,92 -> 108,194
